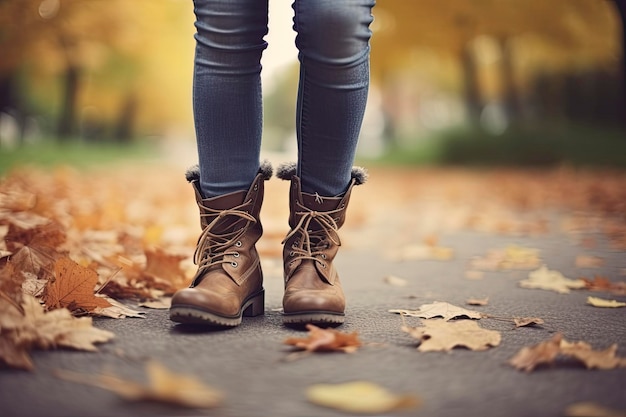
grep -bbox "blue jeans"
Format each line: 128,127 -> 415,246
193,0 -> 375,197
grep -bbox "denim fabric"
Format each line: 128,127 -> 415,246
193,0 -> 374,197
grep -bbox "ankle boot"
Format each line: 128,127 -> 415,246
276,163 -> 367,326
170,162 -> 272,326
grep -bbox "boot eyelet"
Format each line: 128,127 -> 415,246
235,241 -> 242,247
233,252 -> 240,258
289,251 -> 295,257
231,261 -> 238,267
320,263 -> 326,268
321,254 -> 326,259
253,184 -> 258,191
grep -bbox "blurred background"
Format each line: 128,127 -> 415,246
1,0 -> 625,171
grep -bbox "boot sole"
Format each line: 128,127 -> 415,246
169,290 -> 264,327
283,311 -> 345,326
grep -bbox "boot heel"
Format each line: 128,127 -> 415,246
243,290 -> 265,317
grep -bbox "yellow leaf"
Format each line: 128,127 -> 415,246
307,381 -> 419,414
55,361 -> 223,409
390,301 -> 483,321
403,319 -> 501,352
586,296 -> 626,308
519,265 -> 586,294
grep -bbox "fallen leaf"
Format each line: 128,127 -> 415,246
94,297 -> 146,318
138,297 -> 172,309
508,333 -> 563,372
469,245 -> 541,271
583,276 -> 626,296
402,319 -> 501,352
284,324 -> 361,353
0,294 -> 114,371
466,297 -> 489,306
143,248 -> 188,290
513,317 -> 545,327
306,381 -> 418,414
509,333 -> 626,372
390,301 -> 483,321
383,275 -> 408,287
575,255 -> 605,268
560,340 -> 626,370
55,360 -> 223,409
587,296 -> 626,308
519,265 -> 586,294
43,257 -> 112,312
564,402 -> 626,417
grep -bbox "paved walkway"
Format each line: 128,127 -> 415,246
2,160 -> 626,417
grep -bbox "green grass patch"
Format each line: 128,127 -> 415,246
0,138 -> 159,175
370,124 -> 626,168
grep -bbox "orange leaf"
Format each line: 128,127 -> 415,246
43,257 -> 111,313
284,324 -> 362,353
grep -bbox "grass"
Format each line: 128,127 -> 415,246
369,123 -> 626,168
0,138 -> 159,176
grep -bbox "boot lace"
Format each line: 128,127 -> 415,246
282,201 -> 342,267
194,200 -> 256,274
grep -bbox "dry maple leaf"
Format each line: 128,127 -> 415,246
43,257 -> 112,313
583,276 -> 626,296
307,381 -> 419,414
390,301 -> 483,321
284,324 -> 361,353
55,360 -> 223,409
466,297 -> 489,306
509,334 -> 626,372
586,296 -> 626,308
560,340 -> 626,370
0,294 -> 114,371
0,260 -> 25,306
508,333 -> 563,372
513,317 -> 545,328
519,265 -> 586,294
143,247 -> 188,291
402,319 -> 501,352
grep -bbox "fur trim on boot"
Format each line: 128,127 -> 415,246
185,160 -> 273,183
275,162 -> 367,185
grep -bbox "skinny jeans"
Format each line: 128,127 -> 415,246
192,0 -> 375,197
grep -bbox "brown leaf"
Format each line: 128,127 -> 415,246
0,294 -> 114,370
383,275 -> 408,287
564,402 -> 626,417
508,334 -> 626,372
575,255 -> 605,268
513,317 -> 545,328
143,248 -> 188,291
284,324 -> 362,353
402,319 -> 501,352
583,276 -> 626,296
508,333 -> 563,372
390,301 -> 483,321
560,340 -> 626,370
43,257 -> 112,313
0,260 -> 25,305
466,297 -> 489,306
55,361 -> 223,409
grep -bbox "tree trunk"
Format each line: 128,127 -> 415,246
460,44 -> 482,125
57,64 -> 80,140
114,93 -> 137,143
614,0 -> 626,126
497,36 -> 522,124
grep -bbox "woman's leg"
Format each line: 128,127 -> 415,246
192,0 -> 269,197
292,0 -> 375,196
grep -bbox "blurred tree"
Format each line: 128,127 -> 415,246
371,0 -> 622,131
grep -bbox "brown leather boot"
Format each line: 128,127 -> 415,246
277,163 -> 367,326
170,162 -> 272,326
